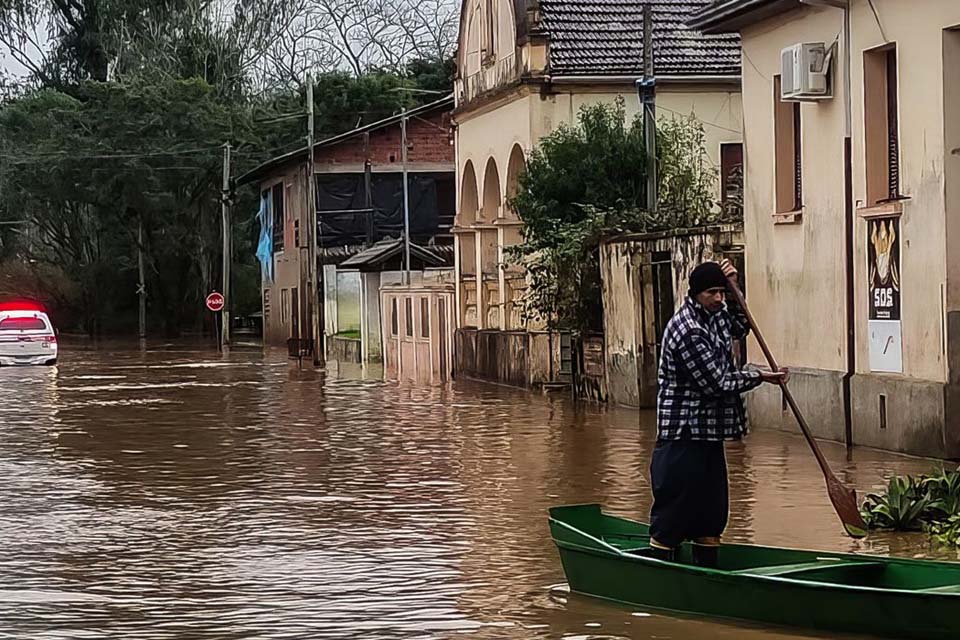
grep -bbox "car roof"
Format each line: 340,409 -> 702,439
0,310 -> 53,324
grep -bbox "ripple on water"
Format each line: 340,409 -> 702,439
0,345 -> 943,639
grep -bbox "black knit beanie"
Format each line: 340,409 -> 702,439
688,262 -> 727,296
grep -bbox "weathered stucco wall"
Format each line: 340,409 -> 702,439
739,0 -> 960,456
601,226 -> 744,408
456,86 -> 743,215
454,328 -> 563,388
741,7 -> 849,374
848,0 -> 954,383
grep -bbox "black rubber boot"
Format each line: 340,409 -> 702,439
639,546 -> 676,562
692,544 -> 719,568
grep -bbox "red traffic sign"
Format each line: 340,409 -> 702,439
205,292 -> 225,313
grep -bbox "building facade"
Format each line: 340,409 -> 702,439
453,0 -> 745,388
692,0 -> 960,457
239,98 -> 456,361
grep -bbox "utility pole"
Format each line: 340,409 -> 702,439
221,142 -> 232,350
137,219 -> 146,348
306,73 -> 324,366
386,86 -> 447,285
639,4 -> 657,213
401,108 -> 412,285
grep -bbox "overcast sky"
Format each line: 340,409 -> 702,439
1,19 -> 50,81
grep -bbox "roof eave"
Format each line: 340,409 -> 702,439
688,0 -> 802,34
548,74 -> 741,86
339,240 -> 445,270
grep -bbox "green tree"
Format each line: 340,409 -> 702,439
509,100 -> 731,333
0,0 -> 292,90
0,79 -> 249,336
0,0 -> 456,338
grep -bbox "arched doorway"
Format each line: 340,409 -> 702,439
457,161 -> 480,327
458,160 -> 479,226
502,144 -> 526,329
481,157 -> 502,222
480,158 -> 501,328
504,143 -> 525,218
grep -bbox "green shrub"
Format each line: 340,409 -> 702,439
861,467 -> 960,545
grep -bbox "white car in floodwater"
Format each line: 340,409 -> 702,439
0,305 -> 58,366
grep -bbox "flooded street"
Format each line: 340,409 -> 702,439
0,344 -> 954,639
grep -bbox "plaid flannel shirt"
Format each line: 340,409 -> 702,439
656,295 -> 762,441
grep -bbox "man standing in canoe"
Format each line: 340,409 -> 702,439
647,259 -> 788,567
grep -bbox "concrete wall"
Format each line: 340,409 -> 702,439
455,328 -> 563,388
600,225 -> 744,408
737,0 -> 960,457
740,8 -> 849,374
336,271 -> 362,333
329,336 -> 362,363
360,272 -> 382,362
323,264 -> 338,337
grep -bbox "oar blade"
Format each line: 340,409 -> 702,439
826,474 -> 868,539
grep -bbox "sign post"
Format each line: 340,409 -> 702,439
206,292 -> 226,350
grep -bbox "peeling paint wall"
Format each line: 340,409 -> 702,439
601,225 -> 744,408
455,328 -> 565,388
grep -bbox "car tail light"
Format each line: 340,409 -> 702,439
0,301 -> 46,313
44,335 -> 57,343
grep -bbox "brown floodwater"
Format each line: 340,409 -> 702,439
0,342 -> 955,639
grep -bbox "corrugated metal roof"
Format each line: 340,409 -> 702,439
338,237 -> 449,270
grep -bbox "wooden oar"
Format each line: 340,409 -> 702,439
726,276 -> 868,539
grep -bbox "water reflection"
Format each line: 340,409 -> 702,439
0,343 -> 951,639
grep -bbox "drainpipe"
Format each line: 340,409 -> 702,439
802,0 -> 854,447
842,3 -> 855,450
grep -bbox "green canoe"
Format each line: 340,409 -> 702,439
549,504 -> 960,640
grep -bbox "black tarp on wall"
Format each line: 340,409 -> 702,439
315,172 -> 454,248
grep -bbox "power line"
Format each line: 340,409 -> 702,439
656,104 -> 743,136
867,0 -> 890,44
742,49 -> 770,82
410,113 -> 449,133
0,145 -> 225,162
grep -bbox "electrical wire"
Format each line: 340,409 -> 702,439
0,145 -> 224,162
867,0 -> 890,44
656,104 -> 743,136
742,49 -> 770,82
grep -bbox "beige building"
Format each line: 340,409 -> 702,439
692,0 -> 960,457
453,0 -> 745,387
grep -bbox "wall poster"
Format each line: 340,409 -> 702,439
867,217 -> 902,373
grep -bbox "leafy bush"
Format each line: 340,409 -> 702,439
508,99 -> 734,332
861,468 -> 960,545
861,476 -> 937,531
927,515 -> 960,546
922,468 -> 960,516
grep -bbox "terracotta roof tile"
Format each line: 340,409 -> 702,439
540,0 -> 741,77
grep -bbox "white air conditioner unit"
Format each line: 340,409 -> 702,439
780,42 -> 832,101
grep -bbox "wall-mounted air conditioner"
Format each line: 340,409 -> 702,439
780,42 -> 832,101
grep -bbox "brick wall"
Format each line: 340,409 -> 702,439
314,111 -> 453,168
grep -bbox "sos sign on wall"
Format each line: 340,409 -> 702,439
867,217 -> 902,373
